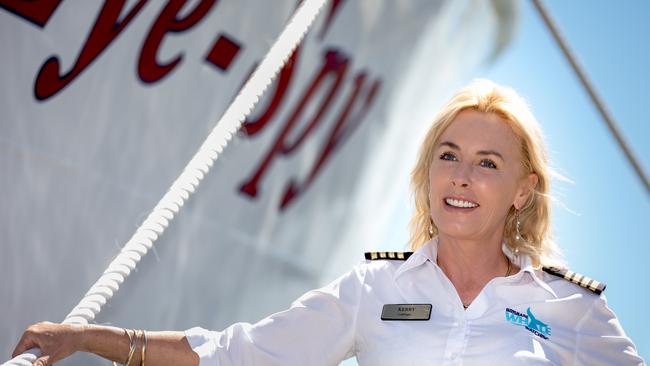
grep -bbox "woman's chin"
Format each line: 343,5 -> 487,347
437,227 -> 480,241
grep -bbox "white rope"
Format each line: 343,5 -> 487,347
3,0 -> 328,364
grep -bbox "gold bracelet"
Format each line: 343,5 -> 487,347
112,328 -> 144,366
124,329 -> 137,366
140,330 -> 147,366
112,328 -> 134,366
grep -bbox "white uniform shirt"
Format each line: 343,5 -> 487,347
185,238 -> 644,365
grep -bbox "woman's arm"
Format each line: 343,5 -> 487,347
12,264 -> 367,366
12,322 -> 199,366
184,265 -> 367,365
574,295 -> 644,366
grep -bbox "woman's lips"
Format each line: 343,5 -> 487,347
443,197 -> 479,212
444,197 -> 479,208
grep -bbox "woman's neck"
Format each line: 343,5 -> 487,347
436,233 -> 515,308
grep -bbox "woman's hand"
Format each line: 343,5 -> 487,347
11,321 -> 85,366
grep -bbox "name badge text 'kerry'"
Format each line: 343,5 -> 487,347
381,304 -> 432,321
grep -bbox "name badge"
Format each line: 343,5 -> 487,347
381,304 -> 432,321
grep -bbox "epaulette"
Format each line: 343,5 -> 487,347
365,251 -> 413,261
542,266 -> 606,295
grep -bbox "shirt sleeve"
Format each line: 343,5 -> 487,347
184,264 -> 367,366
574,293 -> 645,365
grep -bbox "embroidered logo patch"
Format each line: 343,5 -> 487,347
505,307 -> 551,339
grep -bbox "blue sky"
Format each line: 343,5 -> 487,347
363,1 -> 649,364
479,0 -> 649,357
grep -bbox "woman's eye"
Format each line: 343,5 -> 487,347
440,152 -> 457,161
480,159 -> 497,169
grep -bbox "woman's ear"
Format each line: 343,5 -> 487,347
514,173 -> 538,209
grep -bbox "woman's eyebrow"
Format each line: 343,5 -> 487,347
439,141 -> 505,162
438,141 -> 460,150
477,149 -> 505,161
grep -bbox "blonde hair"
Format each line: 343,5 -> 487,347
409,79 -> 562,267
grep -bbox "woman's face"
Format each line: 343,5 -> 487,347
428,109 -> 537,242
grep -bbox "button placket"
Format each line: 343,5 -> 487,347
442,311 -> 469,364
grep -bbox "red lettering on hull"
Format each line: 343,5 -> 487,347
239,49 -> 349,199
0,0 -> 63,27
280,73 -> 380,208
138,0 -> 217,83
242,47 -> 300,136
8,0 -> 383,210
205,33 -> 242,71
239,48 -> 381,210
33,0 -> 148,100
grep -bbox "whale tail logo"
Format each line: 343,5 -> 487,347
527,307 -> 551,336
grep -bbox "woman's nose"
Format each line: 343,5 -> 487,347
451,162 -> 472,187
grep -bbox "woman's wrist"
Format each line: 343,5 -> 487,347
74,323 -> 91,353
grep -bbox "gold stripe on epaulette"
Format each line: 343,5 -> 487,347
571,273 -> 585,286
589,280 -> 602,293
365,252 -> 413,261
542,266 -> 606,295
565,270 -> 576,282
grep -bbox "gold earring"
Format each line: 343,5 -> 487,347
515,209 -> 523,242
428,219 -> 434,238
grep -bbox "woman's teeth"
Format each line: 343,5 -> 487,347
445,198 -> 478,208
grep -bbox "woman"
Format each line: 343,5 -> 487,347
11,80 -> 644,365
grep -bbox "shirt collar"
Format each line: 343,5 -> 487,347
502,243 -> 558,298
393,237 -> 558,298
393,237 -> 439,280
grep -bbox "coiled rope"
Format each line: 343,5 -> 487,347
3,0 -> 328,364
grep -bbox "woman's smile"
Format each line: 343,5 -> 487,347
443,197 -> 479,211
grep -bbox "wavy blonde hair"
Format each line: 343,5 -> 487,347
409,79 -> 562,267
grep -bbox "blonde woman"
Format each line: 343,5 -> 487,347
12,80 -> 644,365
